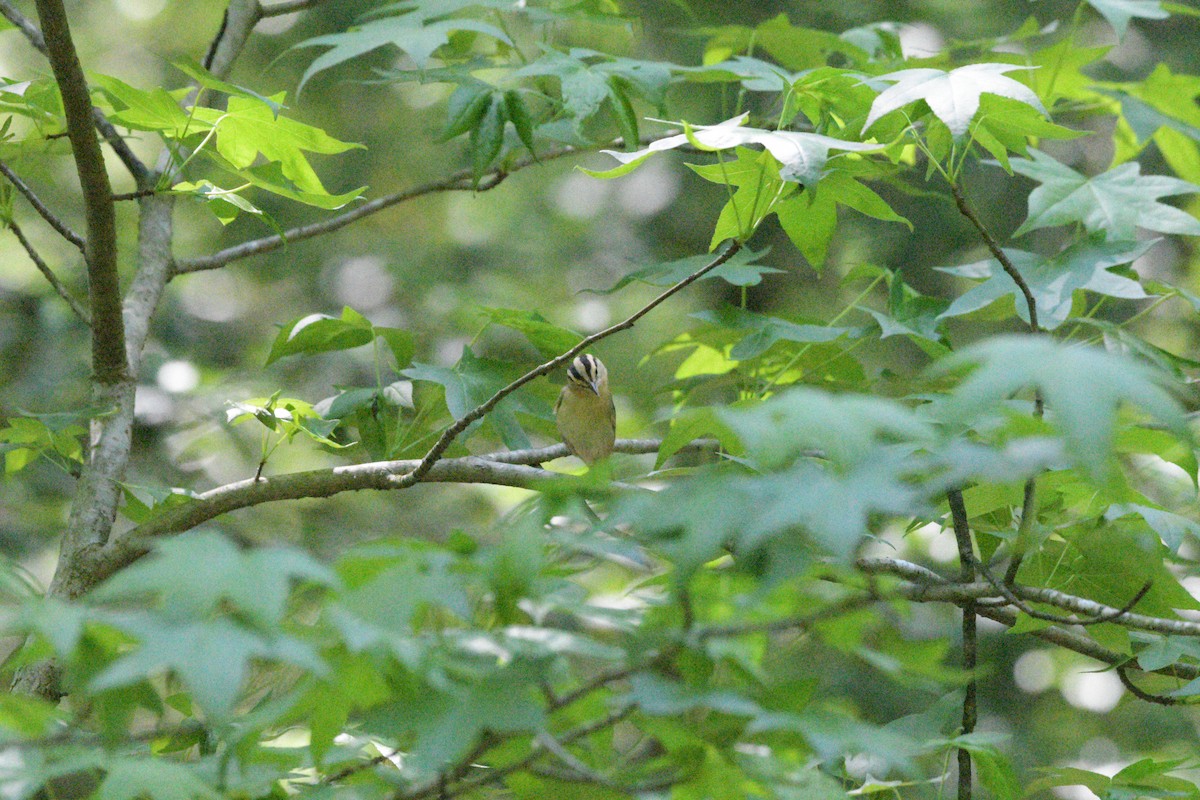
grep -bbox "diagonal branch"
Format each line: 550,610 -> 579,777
948,181 -> 1044,584
172,140 -> 638,274
0,160 -> 86,251
0,1 -> 151,186
391,240 -> 742,490
261,0 -> 332,16
7,220 -> 90,323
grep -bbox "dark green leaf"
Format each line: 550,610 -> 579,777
503,89 -> 537,156
440,84 -> 493,141
267,307 -> 375,364
478,306 -> 582,356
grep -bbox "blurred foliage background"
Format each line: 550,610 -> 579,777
1,0 -> 1199,791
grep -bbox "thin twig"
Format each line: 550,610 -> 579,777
1116,665 -> 1191,706
172,139 -> 644,274
0,159 -> 85,250
391,241 -> 742,490
0,1 -> 150,185
978,560 -> 1152,627
403,706 -> 637,800
949,182 -> 1039,333
7,220 -> 90,323
112,188 -> 158,202
948,182 -> 1044,584
0,1 -> 46,51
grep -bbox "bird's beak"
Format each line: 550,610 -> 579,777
587,380 -> 600,395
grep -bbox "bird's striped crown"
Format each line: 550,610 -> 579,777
566,354 -> 606,389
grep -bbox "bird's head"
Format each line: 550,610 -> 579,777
566,354 -> 607,395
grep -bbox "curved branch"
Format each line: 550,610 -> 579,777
393,242 -> 742,490
979,559 -> 1151,627
90,438 -> 713,588
857,556 -> 1200,637
857,557 -> 1200,680
1116,666 -> 1192,706
171,141 -> 632,275
0,159 -> 85,250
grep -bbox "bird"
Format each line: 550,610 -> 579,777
554,354 -> 616,464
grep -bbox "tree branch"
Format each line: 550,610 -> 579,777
0,159 -> 86,250
88,439 -> 713,591
202,0 -> 261,80
0,2 -> 150,186
948,182 -> 1045,586
35,0 -> 127,385
7,220 -> 90,323
0,1 -> 45,50
171,142 -> 629,275
261,0 -> 331,17
857,557 -> 1200,638
947,490 -> 976,800
856,557 -> 1200,681
391,241 -> 742,490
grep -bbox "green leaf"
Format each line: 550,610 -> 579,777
1085,0 -> 1168,37
470,95 -> 505,178
172,57 -> 283,115
657,406 -> 741,468
402,347 -> 530,449
98,758 -> 220,800
376,326 -> 415,370
91,74 -> 194,137
1010,149 -> 1200,239
606,75 -> 639,148
440,84 -> 493,141
863,64 -> 1047,138
91,530 -> 339,626
691,306 -> 855,360
92,614 -> 326,718
194,95 -> 364,198
267,307 -> 375,364
503,89 -> 537,156
934,336 -> 1190,479
585,113 -> 882,186
0,692 -> 66,740
936,238 -> 1153,330
294,7 -> 511,91
594,247 -> 783,294
477,306 -> 582,356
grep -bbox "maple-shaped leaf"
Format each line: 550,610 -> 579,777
1011,149 -> 1200,239
402,346 -> 533,450
294,5 -> 511,91
934,336 -> 1189,480
586,113 -> 882,187
862,63 -> 1047,138
936,238 -> 1154,330
1085,0 -> 1168,38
